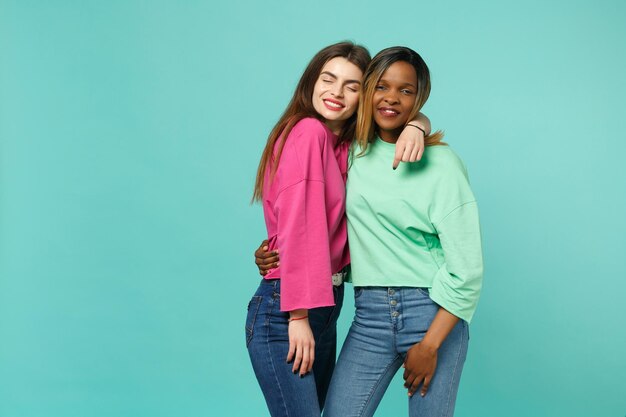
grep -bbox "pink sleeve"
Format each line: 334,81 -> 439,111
273,122 -> 334,311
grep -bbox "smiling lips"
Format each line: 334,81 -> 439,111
323,98 -> 345,112
378,107 -> 400,117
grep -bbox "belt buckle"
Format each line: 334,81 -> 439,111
331,271 -> 344,286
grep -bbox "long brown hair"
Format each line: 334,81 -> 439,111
252,42 -> 371,202
356,46 -> 444,154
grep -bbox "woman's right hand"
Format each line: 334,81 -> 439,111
287,311 -> 315,376
392,113 -> 431,169
254,239 -> 280,276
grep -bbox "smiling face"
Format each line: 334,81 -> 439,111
372,60 -> 418,143
312,57 -> 363,134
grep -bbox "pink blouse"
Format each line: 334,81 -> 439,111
262,118 -> 350,311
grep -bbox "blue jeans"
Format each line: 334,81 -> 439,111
324,287 -> 469,417
246,279 -> 344,417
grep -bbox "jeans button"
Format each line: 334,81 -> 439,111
390,299 -> 397,306
388,289 -> 395,295
392,311 -> 399,317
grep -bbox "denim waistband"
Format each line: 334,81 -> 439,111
261,268 -> 346,288
260,278 -> 280,288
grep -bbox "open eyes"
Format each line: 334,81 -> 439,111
375,85 -> 414,95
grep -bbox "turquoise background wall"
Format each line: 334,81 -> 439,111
1,1 -> 625,416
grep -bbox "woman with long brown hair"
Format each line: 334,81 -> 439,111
246,42 -> 431,417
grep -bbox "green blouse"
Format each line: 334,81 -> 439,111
346,139 -> 483,323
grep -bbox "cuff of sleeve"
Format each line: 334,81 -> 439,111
429,266 -> 481,324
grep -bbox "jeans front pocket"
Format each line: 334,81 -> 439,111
354,287 -> 364,299
416,287 -> 431,297
245,296 -> 263,347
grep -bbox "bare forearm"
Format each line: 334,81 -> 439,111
421,307 -> 459,350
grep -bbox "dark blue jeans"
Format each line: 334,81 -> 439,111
246,279 -> 344,417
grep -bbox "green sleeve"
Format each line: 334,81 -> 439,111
429,201 -> 484,323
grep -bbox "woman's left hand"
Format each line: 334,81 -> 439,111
393,123 -> 425,169
402,342 -> 438,397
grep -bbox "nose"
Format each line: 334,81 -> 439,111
384,91 -> 399,105
330,83 -> 344,98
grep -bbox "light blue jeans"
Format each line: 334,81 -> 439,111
323,286 -> 469,417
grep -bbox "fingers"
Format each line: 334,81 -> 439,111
307,344 -> 315,373
287,339 -> 316,376
258,250 -> 277,260
393,147 -> 403,170
403,370 -> 423,397
402,142 -> 413,163
403,372 -> 432,397
254,257 -> 275,276
287,320 -> 315,376
393,139 -> 423,169
416,145 -> 424,162
254,241 -> 280,276
286,342 -> 295,365
408,374 -> 423,397
403,372 -> 420,396
297,339 -> 316,376
261,255 -> 280,266
409,141 -> 419,162
408,132 -> 424,162
403,372 -> 415,389
255,255 -> 279,270
255,247 -> 277,260
299,344 -> 310,377
292,342 -> 303,374
254,240 -> 269,257
420,375 -> 432,397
